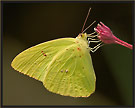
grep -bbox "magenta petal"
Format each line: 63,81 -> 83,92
100,22 -> 110,31
96,26 -> 103,32
94,28 -> 100,33
97,24 -> 106,31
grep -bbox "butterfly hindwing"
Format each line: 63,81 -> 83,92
43,42 -> 96,97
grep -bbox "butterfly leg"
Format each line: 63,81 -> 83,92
88,40 -> 101,44
87,35 -> 99,43
88,38 -> 101,41
87,34 -> 98,38
88,32 -> 97,36
90,42 -> 105,53
88,37 -> 101,44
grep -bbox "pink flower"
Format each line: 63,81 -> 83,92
94,22 -> 133,50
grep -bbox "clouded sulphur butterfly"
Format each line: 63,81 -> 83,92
11,8 -> 96,97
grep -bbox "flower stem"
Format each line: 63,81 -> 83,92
114,36 -> 133,50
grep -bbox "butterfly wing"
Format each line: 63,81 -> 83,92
43,41 -> 96,97
11,38 -> 75,82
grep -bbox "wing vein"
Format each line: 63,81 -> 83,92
48,51 -> 74,91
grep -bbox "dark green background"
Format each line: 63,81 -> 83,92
3,2 -> 133,106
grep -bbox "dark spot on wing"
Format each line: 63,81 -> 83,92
65,70 -> 68,73
77,47 -> 81,51
41,51 -> 47,56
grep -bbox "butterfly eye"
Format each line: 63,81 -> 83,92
79,33 -> 82,37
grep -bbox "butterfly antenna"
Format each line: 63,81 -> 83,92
82,20 -> 96,33
81,8 -> 91,33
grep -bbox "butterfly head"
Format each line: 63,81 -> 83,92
77,33 -> 88,40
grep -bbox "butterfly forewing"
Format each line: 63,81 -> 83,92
11,38 -> 75,82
